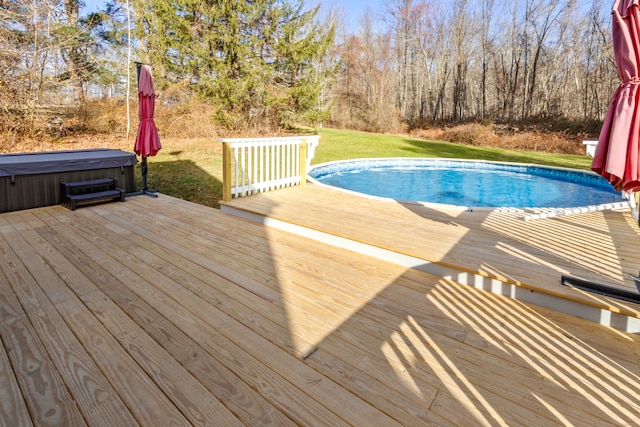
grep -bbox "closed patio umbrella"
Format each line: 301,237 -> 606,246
134,63 -> 161,196
592,0 -> 640,298
593,0 -> 640,192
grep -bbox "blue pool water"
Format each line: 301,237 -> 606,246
308,159 -> 621,209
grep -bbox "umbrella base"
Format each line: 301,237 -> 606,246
561,275 -> 640,304
126,189 -> 158,198
133,156 -> 158,198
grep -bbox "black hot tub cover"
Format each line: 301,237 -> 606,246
0,149 -> 138,183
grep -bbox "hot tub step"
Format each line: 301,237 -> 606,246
61,177 -> 125,210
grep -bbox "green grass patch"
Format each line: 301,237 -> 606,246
140,138 -> 224,207
312,128 -> 593,170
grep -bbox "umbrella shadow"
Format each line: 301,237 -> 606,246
101,152 -> 640,423
568,210 -> 640,292
302,260 -> 640,425
394,136 -> 637,291
234,189 -> 640,424
292,197 -> 640,423
397,198 -> 640,292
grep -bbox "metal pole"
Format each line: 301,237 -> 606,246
135,61 -> 142,85
141,156 -> 148,193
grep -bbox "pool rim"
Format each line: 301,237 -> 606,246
307,157 -> 621,212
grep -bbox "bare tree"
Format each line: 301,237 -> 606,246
580,0 -> 617,119
450,0 -> 471,120
0,0 -> 54,132
0,0 -> 103,134
479,0 -> 495,118
384,0 -> 435,125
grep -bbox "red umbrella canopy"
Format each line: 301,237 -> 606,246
593,0 -> 640,192
134,64 -> 162,157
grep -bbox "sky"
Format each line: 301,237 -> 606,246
81,0 -> 611,35
81,0 -> 379,30
316,0 -> 382,28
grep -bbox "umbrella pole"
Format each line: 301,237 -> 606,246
142,156 -> 148,193
127,155 -> 158,198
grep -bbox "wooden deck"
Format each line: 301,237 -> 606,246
1,194 -> 640,426
222,184 -> 640,326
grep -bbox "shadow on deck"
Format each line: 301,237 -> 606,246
222,184 -> 640,333
1,191 -> 639,425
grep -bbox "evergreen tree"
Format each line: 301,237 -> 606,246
132,0 -> 336,129
58,0 -> 106,103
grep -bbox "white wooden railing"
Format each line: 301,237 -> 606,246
220,135 -> 319,201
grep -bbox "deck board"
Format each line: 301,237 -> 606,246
1,195 -> 640,426
0,336 -> 33,427
34,207 -> 294,426
222,184 -> 640,318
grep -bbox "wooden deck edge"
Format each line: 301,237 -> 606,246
221,203 -> 640,334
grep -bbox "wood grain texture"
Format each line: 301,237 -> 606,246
222,184 -> 640,316
0,218 -> 88,427
1,195 -> 639,426
0,267 -> 35,427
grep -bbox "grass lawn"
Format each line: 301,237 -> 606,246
312,128 -> 593,169
146,128 -> 594,208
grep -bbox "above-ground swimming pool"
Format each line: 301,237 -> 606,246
308,158 -> 622,209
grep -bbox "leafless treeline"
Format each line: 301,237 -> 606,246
328,0 -> 618,131
0,0 -> 619,136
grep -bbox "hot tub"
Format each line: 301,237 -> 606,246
0,148 -> 137,212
